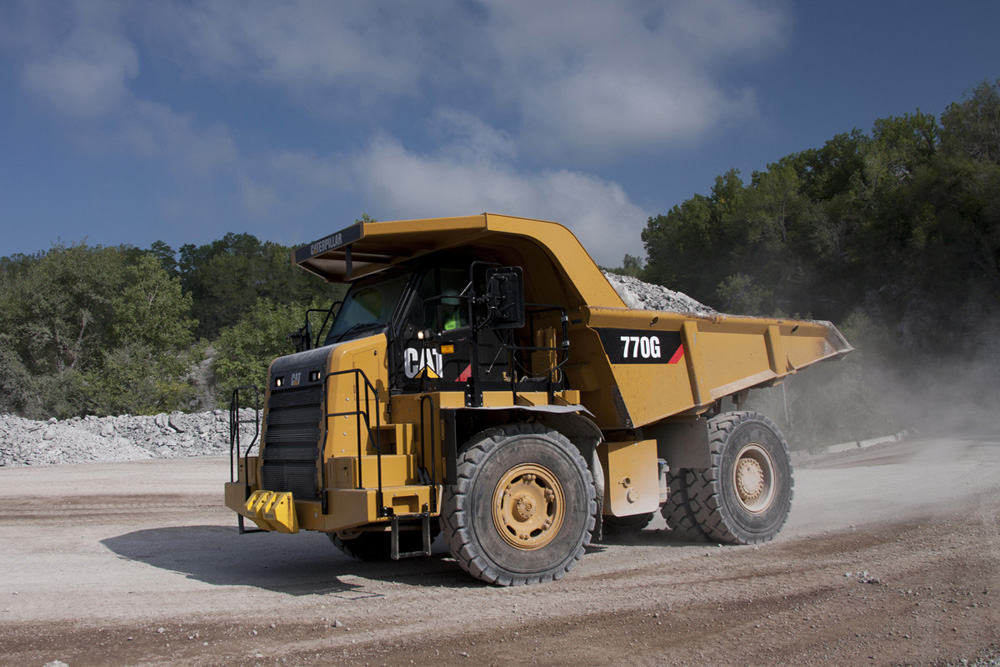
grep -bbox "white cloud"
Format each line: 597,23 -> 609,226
114,101 -> 239,177
519,66 -> 756,160
14,0 -> 138,118
137,1 -> 436,113
133,0 -> 788,158
427,108 -> 518,163
475,0 -> 785,160
349,132 -> 649,266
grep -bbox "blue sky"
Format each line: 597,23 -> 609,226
1,1 -> 997,267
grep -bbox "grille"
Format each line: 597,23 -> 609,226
261,385 -> 322,499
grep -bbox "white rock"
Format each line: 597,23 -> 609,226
0,410 -> 244,467
603,272 -> 715,315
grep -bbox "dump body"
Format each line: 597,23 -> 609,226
579,305 -> 849,429
225,213 -> 851,584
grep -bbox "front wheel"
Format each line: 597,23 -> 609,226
440,424 -> 596,586
662,411 -> 793,544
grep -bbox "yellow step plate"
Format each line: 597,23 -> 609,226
245,490 -> 299,533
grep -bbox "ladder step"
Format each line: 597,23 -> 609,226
390,513 -> 433,559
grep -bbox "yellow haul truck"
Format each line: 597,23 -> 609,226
225,213 -> 851,586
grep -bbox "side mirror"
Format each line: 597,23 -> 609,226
484,267 -> 525,329
289,301 -> 342,353
288,327 -> 310,353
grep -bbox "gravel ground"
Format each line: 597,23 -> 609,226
1,436 -> 998,666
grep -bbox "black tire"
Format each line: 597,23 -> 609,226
661,411 -> 793,545
328,526 -> 439,561
440,424 -> 596,586
662,468 -> 711,542
601,512 -> 654,539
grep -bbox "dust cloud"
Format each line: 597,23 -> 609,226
747,332 -> 1000,451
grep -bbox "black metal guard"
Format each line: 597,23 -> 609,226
399,300 -> 570,407
390,511 -> 433,559
323,368 -> 387,516
419,395 -> 438,512
522,303 -> 571,392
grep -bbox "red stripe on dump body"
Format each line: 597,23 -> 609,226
668,345 -> 684,364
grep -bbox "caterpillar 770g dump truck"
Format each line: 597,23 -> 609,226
224,213 -> 851,585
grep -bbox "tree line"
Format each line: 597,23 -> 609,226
635,80 -> 1000,360
0,233 -> 340,419
628,80 -> 1000,444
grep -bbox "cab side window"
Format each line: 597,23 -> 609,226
407,267 -> 470,334
439,268 -> 469,331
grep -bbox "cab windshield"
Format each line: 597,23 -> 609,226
325,271 -> 413,345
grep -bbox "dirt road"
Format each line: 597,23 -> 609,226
1,436 -> 998,666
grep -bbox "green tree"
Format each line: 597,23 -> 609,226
0,334 -> 35,415
0,245 -> 200,417
179,233 -> 330,339
213,298 -> 302,406
638,82 -> 1000,443
642,192 -> 718,299
83,253 -> 200,415
85,343 -> 196,416
0,244 -> 128,377
110,254 -> 196,351
605,253 -> 644,278
148,240 -> 179,276
940,79 -> 1000,164
715,273 -> 773,315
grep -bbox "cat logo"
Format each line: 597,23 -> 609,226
403,347 -> 444,379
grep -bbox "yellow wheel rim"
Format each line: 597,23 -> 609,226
733,443 -> 775,513
493,463 -> 565,550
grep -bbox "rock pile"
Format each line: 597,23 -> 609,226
603,272 -> 715,314
0,410 -> 259,467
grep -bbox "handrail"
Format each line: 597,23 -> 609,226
228,385 -> 261,492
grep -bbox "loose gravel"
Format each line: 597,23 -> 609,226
603,272 -> 715,314
0,410 -> 258,467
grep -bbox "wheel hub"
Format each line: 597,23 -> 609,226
732,443 -> 776,514
512,494 -> 536,521
736,458 -> 764,501
493,464 -> 565,550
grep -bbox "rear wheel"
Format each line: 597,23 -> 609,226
662,468 -> 710,542
661,411 -> 793,544
440,424 -> 596,586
